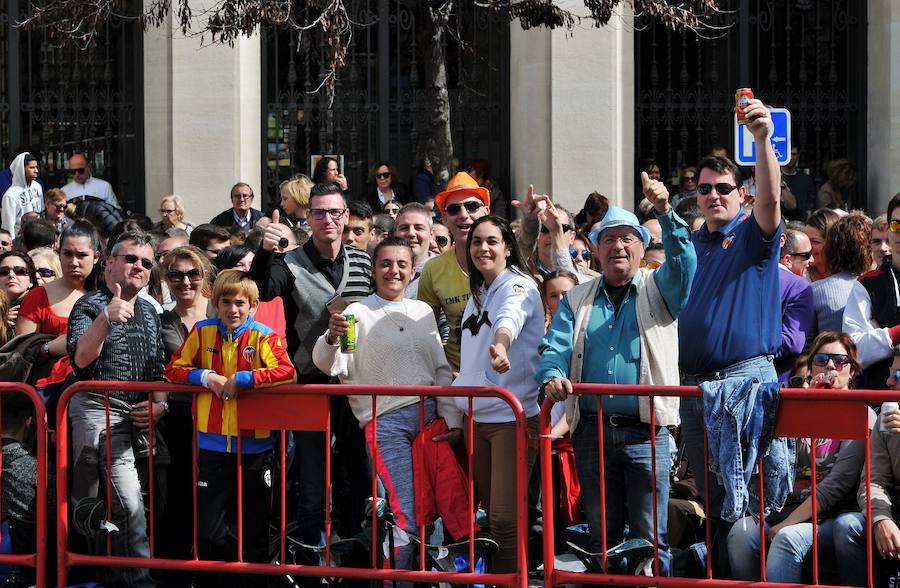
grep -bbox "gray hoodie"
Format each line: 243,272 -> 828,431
1,152 -> 44,238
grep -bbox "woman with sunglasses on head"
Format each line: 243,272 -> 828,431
0,251 -> 37,329
15,222 -> 101,377
453,215 -> 544,573
728,331 -> 873,586
363,161 -> 407,213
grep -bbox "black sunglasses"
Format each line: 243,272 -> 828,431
36,267 -> 56,278
434,235 -> 450,247
541,224 -> 574,234
68,168 -> 85,175
375,172 -> 392,179
166,269 -> 203,282
0,266 -> 29,277
697,182 -> 740,196
115,253 -> 154,270
682,175 -> 697,182
444,201 -> 483,216
788,375 -> 810,388
789,250 -> 813,260
812,353 -> 852,367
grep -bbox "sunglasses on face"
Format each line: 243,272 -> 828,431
812,353 -> 852,367
789,250 -> 813,260
375,172 -> 391,180
115,253 -> 154,270
0,266 -> 28,277
309,207 -> 347,220
166,269 -> 203,282
444,201 -> 483,216
159,208 -> 175,215
889,220 -> 900,234
68,168 -> 85,175
541,224 -> 574,234
36,267 -> 56,279
434,235 -> 450,247
682,175 -> 696,182
788,375 -> 811,388
697,182 -> 740,196
569,248 -> 591,260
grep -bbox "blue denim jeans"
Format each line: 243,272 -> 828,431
571,414 -> 674,575
680,354 -> 777,576
727,512 -> 867,586
69,393 -> 154,588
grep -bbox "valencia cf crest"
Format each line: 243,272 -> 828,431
242,346 -> 256,362
722,235 -> 735,250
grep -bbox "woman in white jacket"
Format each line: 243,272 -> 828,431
312,236 -> 460,572
454,215 -> 544,572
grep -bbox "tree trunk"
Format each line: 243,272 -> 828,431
415,1 -> 454,190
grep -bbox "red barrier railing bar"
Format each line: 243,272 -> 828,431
649,395 -> 660,577
191,396 -> 199,563
810,435 -> 818,585
467,395 -> 475,574
758,459 -> 767,582
280,429 -> 287,566
370,393 -> 378,570
597,398 -> 608,573
418,396 -> 426,573
324,397 -> 333,567
236,425 -> 244,562
538,399 -> 556,587
147,391 -> 155,558
104,391 -> 112,556
866,428 -> 873,588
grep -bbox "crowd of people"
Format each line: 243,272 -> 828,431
1,96 -> 900,588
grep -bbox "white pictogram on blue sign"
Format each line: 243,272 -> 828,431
734,108 -> 791,166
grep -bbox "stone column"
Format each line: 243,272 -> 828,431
143,14 -> 262,226
867,0 -> 900,216
510,10 -> 635,213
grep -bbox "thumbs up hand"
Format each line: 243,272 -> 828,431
106,283 -> 135,324
641,171 -> 670,214
262,210 -> 286,252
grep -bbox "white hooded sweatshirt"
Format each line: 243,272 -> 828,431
2,152 -> 44,239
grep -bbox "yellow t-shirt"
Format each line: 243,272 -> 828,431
417,249 -> 470,371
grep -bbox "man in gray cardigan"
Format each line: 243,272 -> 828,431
537,174 -> 696,575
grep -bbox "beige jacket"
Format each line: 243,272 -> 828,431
562,268 -> 682,432
859,416 -> 900,523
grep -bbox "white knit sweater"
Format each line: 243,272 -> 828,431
311,294 -> 460,428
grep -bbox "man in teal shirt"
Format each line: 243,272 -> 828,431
537,175 -> 696,574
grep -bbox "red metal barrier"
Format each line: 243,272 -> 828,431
0,383 -> 48,588
56,381 -> 529,588
539,384 -> 894,588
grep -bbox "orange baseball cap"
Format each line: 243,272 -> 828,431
435,172 -> 491,214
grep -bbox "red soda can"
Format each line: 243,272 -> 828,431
735,88 -> 753,124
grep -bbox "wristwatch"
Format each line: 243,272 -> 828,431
154,400 -> 170,414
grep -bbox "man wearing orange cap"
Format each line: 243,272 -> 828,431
417,172 -> 490,371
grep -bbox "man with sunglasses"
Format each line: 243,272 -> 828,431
677,96 -> 783,574
251,182 -> 373,548
844,193 -> 900,390
775,227 -> 815,383
210,182 -> 263,235
62,153 -> 119,208
67,230 -> 165,588
418,171 -> 490,372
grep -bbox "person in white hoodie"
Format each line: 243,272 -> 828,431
2,152 -> 43,240
453,214 -> 544,573
312,235 -> 460,573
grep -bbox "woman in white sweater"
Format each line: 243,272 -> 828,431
312,236 -> 460,571
454,215 -> 544,572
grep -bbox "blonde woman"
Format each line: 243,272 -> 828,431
277,174 -> 314,228
156,194 -> 193,234
28,247 -> 61,285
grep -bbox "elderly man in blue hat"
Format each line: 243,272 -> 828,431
536,173 -> 696,575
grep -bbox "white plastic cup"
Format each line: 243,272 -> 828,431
881,402 -> 899,433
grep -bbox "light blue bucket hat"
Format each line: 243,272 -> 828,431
588,206 -> 651,248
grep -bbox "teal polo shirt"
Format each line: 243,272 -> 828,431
678,211 -> 782,374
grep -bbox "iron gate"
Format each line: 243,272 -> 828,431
261,0 -> 511,213
634,0 -> 867,210
0,0 -> 144,212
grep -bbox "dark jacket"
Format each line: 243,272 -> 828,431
0,332 -> 54,385
209,207 -> 263,233
361,183 -> 407,213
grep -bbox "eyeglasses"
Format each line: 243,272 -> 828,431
541,224 -> 574,234
789,250 -> 813,260
231,193 -> 253,201
375,172 -> 392,180
569,248 -> 591,260
444,201 -> 483,216
309,207 -> 347,220
434,235 -> 450,247
114,253 -> 154,270
682,175 -> 697,182
0,266 -> 29,277
889,220 -> 900,234
812,353 -> 852,367
788,375 -> 811,388
697,182 -> 740,196
166,269 -> 203,282
159,209 -> 176,215
36,267 -> 56,278
68,168 -> 85,175
640,259 -> 661,270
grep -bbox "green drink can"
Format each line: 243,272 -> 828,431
341,314 -> 357,353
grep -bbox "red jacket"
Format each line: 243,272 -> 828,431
412,418 -> 478,542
